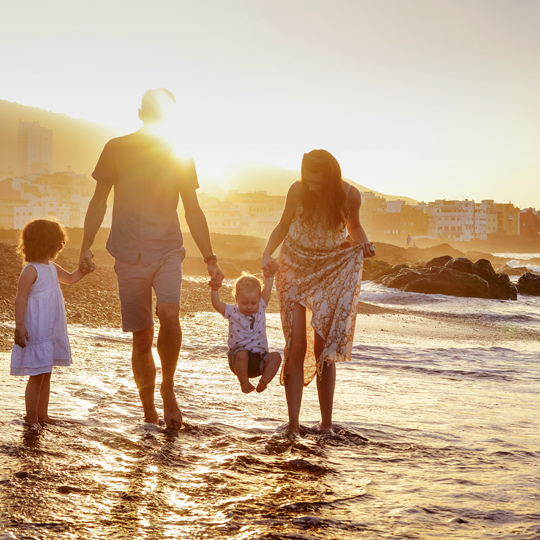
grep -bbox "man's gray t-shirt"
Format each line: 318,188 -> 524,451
92,130 -> 199,264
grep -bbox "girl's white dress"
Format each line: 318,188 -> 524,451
10,262 -> 71,376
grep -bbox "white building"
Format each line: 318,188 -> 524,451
17,121 -> 53,177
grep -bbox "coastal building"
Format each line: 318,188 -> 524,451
474,200 -> 498,240
17,121 -> 53,177
428,199 -> 476,242
495,202 -> 520,236
370,199 -> 430,243
519,208 -> 540,240
359,191 -> 386,239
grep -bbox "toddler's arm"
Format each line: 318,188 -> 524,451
210,285 -> 226,316
14,265 -> 37,347
53,263 -> 86,285
262,275 -> 274,306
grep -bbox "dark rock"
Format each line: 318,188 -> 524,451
375,256 -> 516,300
445,257 -> 475,274
473,258 -> 498,281
424,255 -> 453,268
517,272 -> 540,296
403,267 -> 491,298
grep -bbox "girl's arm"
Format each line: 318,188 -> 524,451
14,265 -> 37,348
261,275 -> 274,305
53,263 -> 85,285
346,185 -> 376,258
262,182 -> 299,271
210,288 -> 226,316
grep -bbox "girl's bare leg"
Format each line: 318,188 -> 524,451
284,303 -> 307,434
256,352 -> 282,392
25,373 -> 46,425
233,350 -> 255,393
37,372 -> 58,424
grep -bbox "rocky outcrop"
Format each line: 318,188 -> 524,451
517,272 -> 540,296
373,256 -> 517,300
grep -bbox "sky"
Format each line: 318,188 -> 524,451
2,0 -> 540,209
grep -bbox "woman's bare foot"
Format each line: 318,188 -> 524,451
241,381 -> 255,394
256,378 -> 268,393
38,416 -> 60,426
160,387 -> 183,430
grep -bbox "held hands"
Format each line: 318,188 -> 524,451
262,254 -> 279,278
79,249 -> 96,275
14,325 -> 29,348
207,261 -> 224,290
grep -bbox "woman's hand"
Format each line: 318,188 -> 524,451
361,242 -> 376,258
262,253 -> 279,276
15,325 -> 29,348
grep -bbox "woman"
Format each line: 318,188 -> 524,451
262,149 -> 375,436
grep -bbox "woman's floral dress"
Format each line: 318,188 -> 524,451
276,185 -> 364,386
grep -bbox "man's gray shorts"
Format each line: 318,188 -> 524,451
114,250 -> 184,333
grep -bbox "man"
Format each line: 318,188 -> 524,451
80,88 -> 224,430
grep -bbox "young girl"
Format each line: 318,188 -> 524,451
11,218 -> 88,429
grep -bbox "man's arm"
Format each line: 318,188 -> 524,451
79,182 -> 112,271
180,187 -> 224,287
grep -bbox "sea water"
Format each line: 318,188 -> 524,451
1,271 -> 539,539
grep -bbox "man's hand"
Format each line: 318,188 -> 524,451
207,261 -> 224,289
14,325 -> 29,348
79,249 -> 96,274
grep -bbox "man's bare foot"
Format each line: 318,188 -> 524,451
241,381 -> 255,394
160,387 -> 183,430
38,416 -> 59,426
142,406 -> 159,425
256,378 -> 268,393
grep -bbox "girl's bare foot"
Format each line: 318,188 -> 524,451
256,378 -> 268,393
241,381 -> 255,394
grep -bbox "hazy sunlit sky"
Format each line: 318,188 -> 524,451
2,0 -> 540,208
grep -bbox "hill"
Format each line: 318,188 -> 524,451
0,99 -> 120,175
1,100 -> 417,202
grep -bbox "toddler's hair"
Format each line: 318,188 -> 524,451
18,218 -> 67,264
235,273 -> 262,297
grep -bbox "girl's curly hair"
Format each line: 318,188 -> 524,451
17,218 -> 67,264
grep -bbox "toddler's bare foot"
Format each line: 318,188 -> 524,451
160,387 -> 183,430
241,381 -> 255,394
256,378 -> 268,393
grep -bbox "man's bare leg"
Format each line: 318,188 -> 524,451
156,303 -> 183,429
132,326 -> 159,424
233,350 -> 255,393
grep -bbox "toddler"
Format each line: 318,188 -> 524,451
11,218 -> 90,429
211,273 -> 281,393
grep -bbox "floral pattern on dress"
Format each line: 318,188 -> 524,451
276,200 -> 364,386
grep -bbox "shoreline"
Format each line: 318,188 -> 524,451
1,241 -> 538,352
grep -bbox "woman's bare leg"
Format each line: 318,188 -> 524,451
284,303 -> 307,434
316,344 -> 336,432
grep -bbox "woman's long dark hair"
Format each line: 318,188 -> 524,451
299,149 -> 347,230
